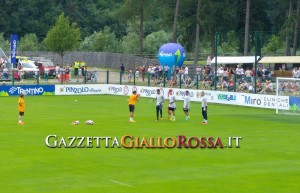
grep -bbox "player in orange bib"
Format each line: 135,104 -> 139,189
18,93 -> 25,125
128,90 -> 140,122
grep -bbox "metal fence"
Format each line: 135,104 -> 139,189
1,66 -> 294,95
3,51 -> 158,70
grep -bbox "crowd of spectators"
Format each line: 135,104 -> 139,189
119,61 -> 280,94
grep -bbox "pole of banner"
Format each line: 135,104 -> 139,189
12,69 -> 14,86
234,74 -> 236,92
196,74 -> 199,89
37,70 -> 40,85
254,31 -> 258,94
120,72 -> 122,85
179,74 -> 182,89
163,72 -> 166,87
214,32 -> 218,91
133,71 -> 136,86
84,70 -> 87,84
106,70 -> 109,84
61,71 -> 64,85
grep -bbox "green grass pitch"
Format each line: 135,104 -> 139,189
0,95 -> 299,193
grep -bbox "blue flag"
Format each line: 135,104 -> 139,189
10,34 -> 18,64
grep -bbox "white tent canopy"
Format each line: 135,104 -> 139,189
259,56 -> 300,64
211,56 -> 260,64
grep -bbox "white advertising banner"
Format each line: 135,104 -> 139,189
107,84 -> 216,103
238,93 -> 289,110
55,84 -> 289,110
55,84 -> 105,95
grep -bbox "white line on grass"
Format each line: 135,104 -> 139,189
107,179 -> 133,188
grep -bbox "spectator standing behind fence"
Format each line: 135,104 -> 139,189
257,68 -> 263,82
128,69 -> 133,83
18,64 -> 23,82
171,65 -> 175,76
77,66 -> 83,82
196,65 -> 201,80
120,64 -> 125,79
262,66 -> 267,80
236,65 -> 243,79
135,67 -> 140,82
141,65 -> 145,81
33,68 -> 39,83
207,56 -> 211,66
164,65 -> 170,78
69,64 -> 72,80
292,67 -> 300,78
154,64 -> 159,84
65,65 -> 70,82
184,65 -> 189,79
295,67 -> 300,78
92,66 -> 98,82
202,66 -> 207,80
292,67 -> 297,78
74,61 -> 79,76
178,67 -> 184,85
81,62 -> 86,77
55,64 -> 60,80
60,66 -> 65,83
282,64 -> 286,71
159,65 -> 163,79
3,67 -> 8,79
230,67 -> 235,79
0,56 -> 5,65
245,68 -> 252,83
44,67 -> 49,82
225,67 -> 230,81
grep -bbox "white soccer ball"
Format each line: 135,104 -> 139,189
85,120 -> 94,125
73,120 -> 80,125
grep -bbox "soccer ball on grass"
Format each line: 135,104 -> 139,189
72,120 -> 80,125
85,120 -> 94,125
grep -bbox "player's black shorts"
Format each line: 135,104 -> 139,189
19,112 -> 24,116
168,107 -> 175,111
156,104 -> 163,110
129,105 -> 135,112
183,108 -> 189,112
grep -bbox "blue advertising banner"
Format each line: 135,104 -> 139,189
289,96 -> 300,112
10,34 -> 18,64
0,85 -> 55,96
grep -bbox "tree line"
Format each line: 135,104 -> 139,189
0,0 -> 299,61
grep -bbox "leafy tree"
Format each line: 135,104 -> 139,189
219,31 -> 240,55
172,0 -> 180,43
262,35 -> 284,55
0,33 -> 10,51
194,0 -> 201,64
121,32 -> 140,54
44,13 -> 80,65
144,30 -> 172,55
79,26 -> 120,52
293,0 -> 300,55
19,33 -> 40,51
200,0 -> 239,56
116,0 -> 158,56
244,0 -> 250,56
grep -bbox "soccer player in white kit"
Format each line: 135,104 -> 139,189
183,90 -> 191,121
168,89 -> 176,121
201,91 -> 208,124
151,89 -> 165,121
